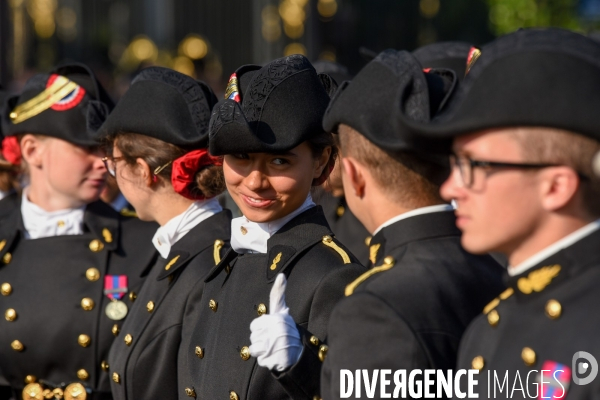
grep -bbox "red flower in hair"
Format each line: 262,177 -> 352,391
1,136 -> 22,166
171,149 -> 223,200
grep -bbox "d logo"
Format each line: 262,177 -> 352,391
572,351 -> 598,385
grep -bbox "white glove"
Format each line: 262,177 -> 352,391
249,273 -> 303,372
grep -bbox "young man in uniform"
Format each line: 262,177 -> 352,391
414,28 -> 600,398
320,49 -> 505,399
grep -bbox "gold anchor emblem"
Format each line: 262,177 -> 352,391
102,228 -> 113,243
369,243 -> 381,265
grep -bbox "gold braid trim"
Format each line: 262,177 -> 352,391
10,76 -> 79,124
345,256 -> 395,296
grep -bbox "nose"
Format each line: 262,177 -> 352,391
244,169 -> 270,192
440,168 -> 464,202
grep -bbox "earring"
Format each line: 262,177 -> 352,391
152,175 -> 158,183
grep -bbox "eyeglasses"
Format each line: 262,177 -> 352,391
101,156 -> 123,177
449,154 -> 561,188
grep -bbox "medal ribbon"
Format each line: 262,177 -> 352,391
104,275 -> 128,301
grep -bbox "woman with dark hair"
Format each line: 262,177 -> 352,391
100,67 -> 231,400
183,55 -> 366,400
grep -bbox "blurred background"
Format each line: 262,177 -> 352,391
1,0 -> 600,99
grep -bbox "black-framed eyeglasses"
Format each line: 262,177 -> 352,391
449,154 -> 562,188
101,156 -> 123,177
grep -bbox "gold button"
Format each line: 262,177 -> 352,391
5,308 -> 16,322
147,301 -> 155,313
11,340 -> 24,351
487,309 -> 500,327
313,397 -> 322,400
322,235 -> 333,243
195,346 -> 204,359
124,334 -> 133,346
86,268 -> 100,282
383,256 -> 394,265
209,299 -> 218,312
257,303 -> 267,316
76,369 -> 89,380
101,360 -> 109,371
230,391 -> 239,400
318,344 -> 328,362
89,239 -> 104,252
23,383 -> 42,399
522,347 -> 536,367
310,336 -> 320,346
81,298 -> 95,311
336,205 -> 345,217
24,375 -> 36,384
364,236 -> 372,246
2,252 -> 12,264
112,372 -> 120,384
240,346 -> 251,361
185,387 -> 196,398
52,388 -> 64,398
57,220 -> 65,228
78,334 -> 91,348
545,299 -> 562,319
240,226 -> 247,235
64,383 -> 85,399
129,292 -> 137,302
1,283 -> 12,296
472,355 -> 485,370
112,324 -> 120,336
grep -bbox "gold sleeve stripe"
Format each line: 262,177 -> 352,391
10,76 -> 79,124
345,257 -> 395,296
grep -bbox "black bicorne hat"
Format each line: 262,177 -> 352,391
3,63 -> 114,147
208,54 -> 337,156
408,28 -> 600,143
322,50 -> 457,155
100,66 -> 218,149
412,41 -> 473,80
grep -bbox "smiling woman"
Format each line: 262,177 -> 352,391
183,54 -> 365,400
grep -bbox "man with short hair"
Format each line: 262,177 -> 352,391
412,28 -> 600,398
320,49 -> 505,400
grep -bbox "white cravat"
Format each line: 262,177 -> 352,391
152,197 -> 223,259
508,219 -> 600,276
231,194 -> 316,254
21,189 -> 85,240
372,204 -> 454,236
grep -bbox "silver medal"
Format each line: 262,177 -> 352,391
105,300 -> 128,320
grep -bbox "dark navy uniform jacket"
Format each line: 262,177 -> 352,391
321,210 -> 506,400
107,210 -> 231,400
0,199 -> 157,400
183,206 -> 366,400
455,227 -> 600,399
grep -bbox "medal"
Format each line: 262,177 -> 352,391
105,300 -> 128,320
104,275 -> 129,321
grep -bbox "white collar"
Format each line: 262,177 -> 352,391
231,194 -> 316,254
0,190 -> 9,201
21,188 -> 86,240
373,204 -> 454,236
508,219 -> 600,276
152,197 -> 222,259
110,193 -> 129,213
